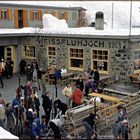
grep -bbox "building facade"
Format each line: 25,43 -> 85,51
0,33 -> 140,80
0,2 -> 86,29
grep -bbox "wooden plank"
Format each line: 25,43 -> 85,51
103,88 -> 137,97
88,92 -> 122,102
61,72 -> 74,79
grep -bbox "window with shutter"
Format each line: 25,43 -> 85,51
30,10 -> 33,21
1,9 -> 7,20
33,10 -> 38,20
39,10 -> 42,21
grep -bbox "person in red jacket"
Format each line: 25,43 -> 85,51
70,84 -> 83,108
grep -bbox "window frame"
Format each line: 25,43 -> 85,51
33,10 -> 39,21
60,11 -> 65,19
47,45 -> 56,66
91,49 -> 109,74
69,47 -> 84,71
24,45 -> 36,59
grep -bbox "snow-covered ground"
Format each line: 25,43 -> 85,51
0,127 -> 19,139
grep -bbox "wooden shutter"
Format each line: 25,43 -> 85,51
14,9 -> 18,28
23,10 -> 28,27
57,11 -> 60,19
38,10 -> 42,21
64,12 -> 68,21
52,11 -> 56,17
7,9 -> 12,20
46,10 -> 48,14
30,10 -> 33,21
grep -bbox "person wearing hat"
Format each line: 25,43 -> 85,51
82,113 -> 99,139
120,119 -> 130,139
113,105 -> 128,139
31,115 -> 47,139
115,105 -> 128,123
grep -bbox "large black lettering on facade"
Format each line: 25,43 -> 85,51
45,38 -> 104,48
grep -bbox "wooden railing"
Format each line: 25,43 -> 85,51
64,92 -> 140,138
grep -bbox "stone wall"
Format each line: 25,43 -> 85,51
21,36 -> 135,79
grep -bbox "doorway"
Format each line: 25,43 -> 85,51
0,47 -> 4,62
5,46 -> 16,73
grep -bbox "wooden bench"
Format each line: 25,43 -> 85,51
88,92 -> 124,104
129,73 -> 139,83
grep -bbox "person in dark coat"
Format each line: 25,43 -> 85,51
27,92 -> 40,117
54,99 -> 68,116
82,113 -> 97,139
75,75 -> 84,92
41,91 -> 52,125
5,103 -> 16,133
37,68 -> 46,80
26,64 -> 33,82
26,108 -> 34,128
19,59 -> 26,76
88,69 -> 94,79
9,58 -> 14,77
94,68 -> 100,83
31,59 -> 39,71
85,80 -> 97,97
5,59 -> 11,79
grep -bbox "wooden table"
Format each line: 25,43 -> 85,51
61,72 -> 74,79
88,92 -> 123,103
71,76 -> 88,81
129,73 -> 139,79
129,73 -> 139,84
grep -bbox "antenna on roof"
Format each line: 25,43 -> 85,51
129,0 -> 132,41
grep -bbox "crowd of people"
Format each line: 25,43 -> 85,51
0,58 -> 131,139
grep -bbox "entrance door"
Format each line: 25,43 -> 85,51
0,47 -> 4,61
5,46 -> 16,73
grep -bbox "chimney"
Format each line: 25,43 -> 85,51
95,12 -> 104,30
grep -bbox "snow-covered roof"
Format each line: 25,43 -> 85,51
0,13 -> 140,39
0,27 -> 140,40
0,1 -> 140,29
0,1 -> 140,39
0,1 -> 86,10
